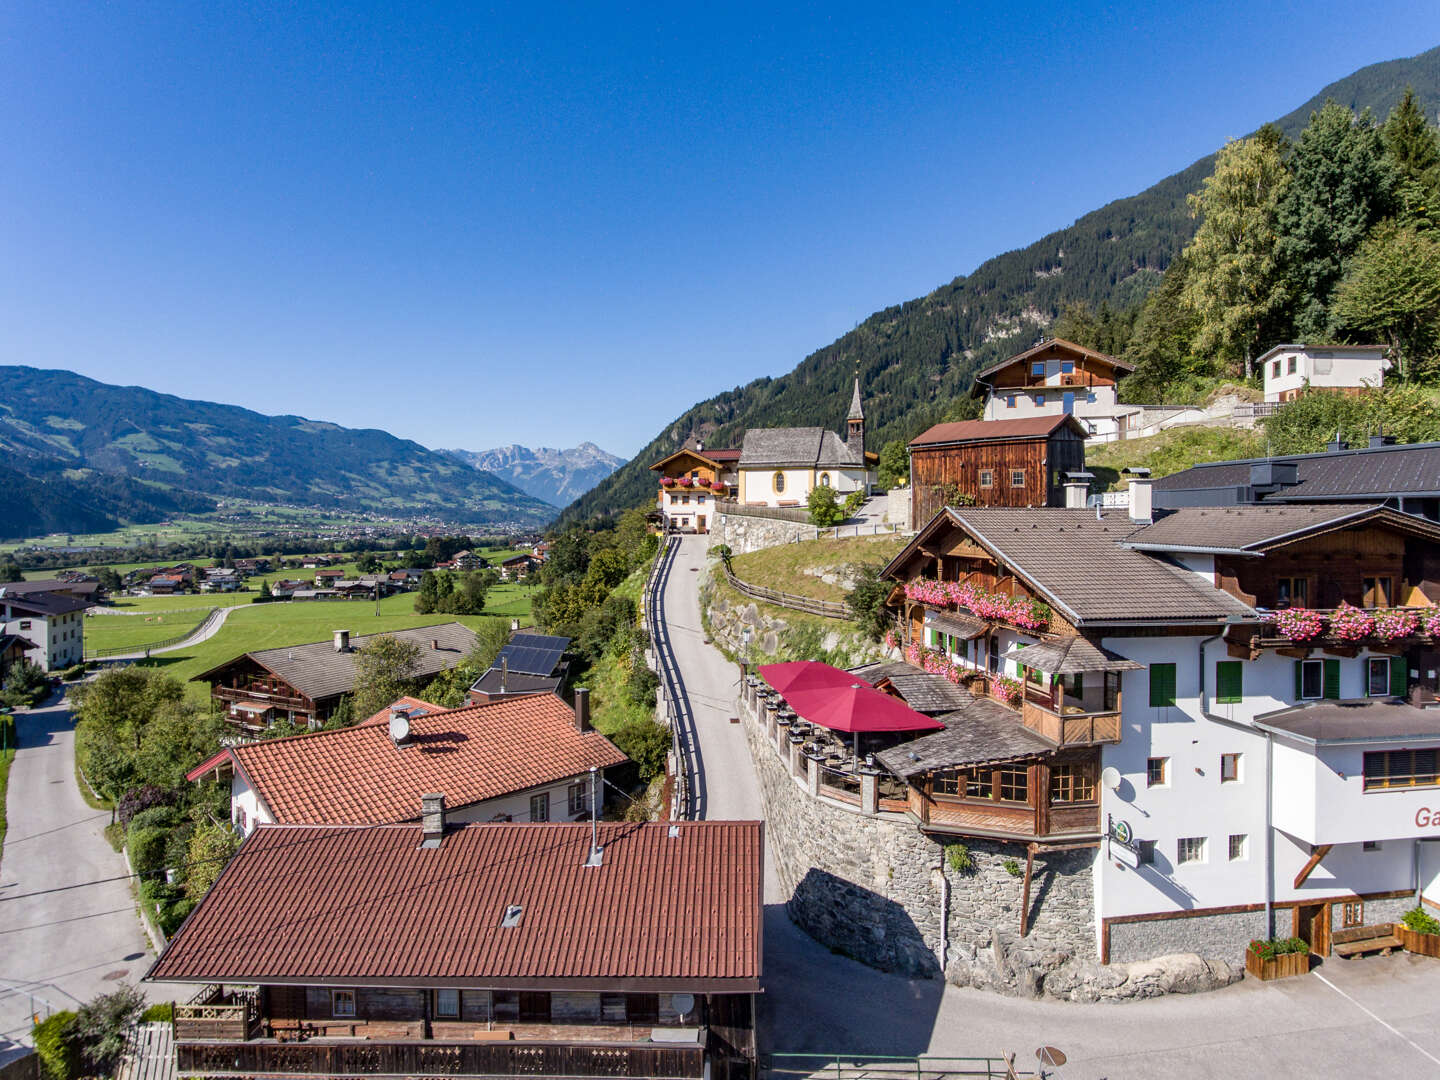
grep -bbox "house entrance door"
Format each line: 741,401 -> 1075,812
1294,902 -> 1331,956
698,515 -> 707,532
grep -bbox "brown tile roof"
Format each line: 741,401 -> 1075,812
884,508 -> 1256,626
146,820 -> 763,990
908,415 -> 1080,447
358,696 -> 446,727
1123,504 -> 1440,552
192,623 -> 479,702
214,695 -> 627,823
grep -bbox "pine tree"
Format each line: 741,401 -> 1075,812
1332,222 -> 1440,377
1276,102 -> 1400,337
1382,87 -> 1440,186
1180,130 -> 1292,376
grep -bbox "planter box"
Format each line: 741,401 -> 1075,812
1245,949 -> 1310,981
1397,925 -> 1440,958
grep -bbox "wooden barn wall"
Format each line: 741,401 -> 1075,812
909,433 -> 1083,523
1217,526 -> 1407,608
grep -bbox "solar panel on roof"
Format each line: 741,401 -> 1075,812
496,642 -> 567,677
509,633 -> 569,651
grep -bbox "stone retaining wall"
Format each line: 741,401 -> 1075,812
712,511 -> 819,555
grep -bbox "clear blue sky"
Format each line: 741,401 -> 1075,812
3,3 -> 1438,458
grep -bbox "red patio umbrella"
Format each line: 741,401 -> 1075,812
783,683 -> 944,760
758,661 -> 872,697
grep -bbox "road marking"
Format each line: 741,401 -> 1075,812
1314,970 -> 1440,1067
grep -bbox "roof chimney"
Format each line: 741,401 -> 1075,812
1063,470 -> 1093,510
420,793 -> 445,848
432,638 -> 440,650
1125,468 -> 1153,525
1369,431 -> 1398,449
510,618 -> 520,632
501,657 -> 509,695
574,687 -> 591,733
1328,430 -> 1348,453
333,629 -> 350,653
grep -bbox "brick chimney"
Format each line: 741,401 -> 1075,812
574,687 -> 592,733
421,793 -> 445,848
431,638 -> 440,650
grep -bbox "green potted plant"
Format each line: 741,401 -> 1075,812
1245,936 -> 1310,980
1397,907 -> 1440,957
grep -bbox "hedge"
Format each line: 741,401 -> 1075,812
32,1011 -> 79,1080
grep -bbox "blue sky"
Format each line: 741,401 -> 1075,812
3,3 -> 1438,458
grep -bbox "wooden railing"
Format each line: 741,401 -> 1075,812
174,989 -> 259,1042
213,686 -> 309,710
174,1039 -> 705,1078
721,562 -> 850,621
713,499 -> 812,524
1020,699 -> 1122,746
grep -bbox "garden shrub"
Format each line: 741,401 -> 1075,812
1402,907 -> 1440,935
126,805 -> 182,834
116,784 -> 174,827
32,1011 -> 79,1080
75,986 -> 144,1075
141,1002 -> 174,1023
610,719 -> 670,782
127,825 -> 169,877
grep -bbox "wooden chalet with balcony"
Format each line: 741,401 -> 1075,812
648,446 -> 740,534
148,817 -> 762,1080
193,623 -> 479,730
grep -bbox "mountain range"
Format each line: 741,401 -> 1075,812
0,366 -> 556,537
560,46 -> 1440,523
443,444 -> 626,508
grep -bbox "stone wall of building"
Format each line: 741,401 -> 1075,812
711,511 -> 819,555
738,685 -> 1242,1000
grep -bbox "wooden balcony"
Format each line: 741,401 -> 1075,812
175,988 -> 260,1042
174,1038 -> 705,1078
919,795 -> 1100,841
1020,699 -> 1121,746
214,685 -> 308,711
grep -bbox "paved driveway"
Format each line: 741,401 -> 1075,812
0,692 -> 155,1057
659,535 -> 1440,1078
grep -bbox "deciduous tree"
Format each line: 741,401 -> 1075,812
351,634 -> 422,723
1332,222 -> 1440,377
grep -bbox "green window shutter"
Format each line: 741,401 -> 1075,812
1149,663 -> 1177,707
1072,673 -> 1085,699
1294,660 -> 1303,701
1216,661 -> 1243,705
1323,659 -> 1341,700
1391,657 -> 1408,697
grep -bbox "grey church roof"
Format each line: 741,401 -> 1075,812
740,427 -> 863,468
847,378 -> 864,421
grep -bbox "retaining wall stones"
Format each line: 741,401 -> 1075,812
712,512 -> 818,555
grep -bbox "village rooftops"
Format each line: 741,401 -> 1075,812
884,507 -> 1257,626
190,622 -> 479,703
1153,441 -> 1440,503
186,694 -> 625,824
849,660 -> 975,714
1122,503 -> 1440,555
648,447 -> 741,471
739,427 -> 863,468
145,820 -> 764,991
907,415 -> 1087,447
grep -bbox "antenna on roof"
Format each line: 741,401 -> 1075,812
584,766 -> 603,867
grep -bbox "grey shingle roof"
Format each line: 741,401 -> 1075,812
468,668 -> 563,697
943,508 -> 1257,625
876,694 -> 1052,777
1153,442 -> 1440,500
205,623 -> 479,703
740,427 -> 863,467
1123,504 -> 1431,552
1000,637 -> 1144,675
849,660 -> 972,714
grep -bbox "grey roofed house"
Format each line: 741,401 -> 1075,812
1152,439 -> 1440,517
0,589 -> 92,618
193,622 -> 479,705
876,694 -> 1053,778
849,660 -> 974,714
884,507 -> 1257,626
739,427 -> 864,468
1120,503 -> 1440,555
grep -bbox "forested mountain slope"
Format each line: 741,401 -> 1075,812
563,46 -> 1440,523
0,366 -> 555,527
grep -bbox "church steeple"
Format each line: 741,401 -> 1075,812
845,377 -> 864,460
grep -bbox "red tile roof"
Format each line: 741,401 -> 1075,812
146,820 -> 763,990
909,415 -> 1079,446
189,696 -> 627,823
358,696 -> 445,727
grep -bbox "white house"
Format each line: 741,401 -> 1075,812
1261,343 -> 1390,403
0,588 -> 87,671
971,338 -> 1145,439
187,691 -> 627,836
884,495 -> 1440,965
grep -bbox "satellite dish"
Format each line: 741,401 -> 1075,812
389,712 -> 411,744
1101,766 -> 1122,791
671,993 -> 695,1017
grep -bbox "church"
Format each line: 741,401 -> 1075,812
734,379 -> 876,508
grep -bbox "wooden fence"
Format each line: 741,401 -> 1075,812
720,561 -> 850,621
85,606 -> 225,660
713,499 -> 812,524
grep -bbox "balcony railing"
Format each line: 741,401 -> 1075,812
1020,699 -> 1122,746
1254,605 -> 1436,650
174,1038 -> 705,1079
214,686 -> 309,711
174,988 -> 260,1042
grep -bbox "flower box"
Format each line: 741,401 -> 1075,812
1245,940 -> 1310,981
1397,920 -> 1440,957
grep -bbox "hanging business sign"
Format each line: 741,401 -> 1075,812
1107,814 -> 1142,868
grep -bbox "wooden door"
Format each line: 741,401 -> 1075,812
1294,903 -> 1331,956
698,515 -> 707,532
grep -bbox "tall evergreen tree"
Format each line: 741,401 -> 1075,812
1276,101 -> 1399,337
1180,128 -> 1292,376
1332,222 -> 1440,377
1382,87 -> 1440,186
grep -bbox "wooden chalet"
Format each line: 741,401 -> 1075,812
147,818 -> 762,1080
193,624 -> 480,730
648,447 -> 740,534
970,338 -> 1133,405
906,414 -> 1087,525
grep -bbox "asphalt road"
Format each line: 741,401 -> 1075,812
659,535 -> 1440,1078
0,691 -> 156,1059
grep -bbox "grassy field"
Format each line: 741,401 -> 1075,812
84,608 -> 217,655
1086,426 -> 1266,489
727,534 -> 907,602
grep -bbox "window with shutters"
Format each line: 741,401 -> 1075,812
1364,749 -> 1439,790
1323,658 -> 1341,700
1215,661 -> 1243,704
1032,361 -> 1046,377
1299,659 -> 1323,700
1149,663 -> 1177,707
1368,657 -> 1392,697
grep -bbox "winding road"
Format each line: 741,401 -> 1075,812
654,535 -> 1440,1079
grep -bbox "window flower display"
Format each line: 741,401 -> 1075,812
1329,602 -> 1376,642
